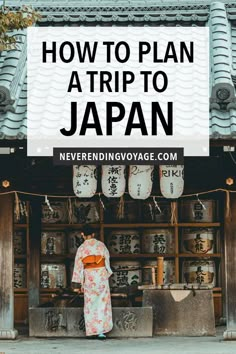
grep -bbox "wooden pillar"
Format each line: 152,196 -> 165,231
224,193 -> 236,340
0,194 -> 18,339
28,199 -> 41,308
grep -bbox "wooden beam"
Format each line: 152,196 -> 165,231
224,193 -> 236,340
28,199 -> 41,308
0,194 -> 18,338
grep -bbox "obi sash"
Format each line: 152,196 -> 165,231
82,255 -> 105,269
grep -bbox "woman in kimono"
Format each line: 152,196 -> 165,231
72,224 -> 113,339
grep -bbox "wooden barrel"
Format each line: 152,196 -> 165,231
72,201 -> 99,224
110,261 -> 141,288
182,259 -> 216,287
142,229 -> 174,254
41,202 -> 67,223
14,263 -> 26,288
41,231 -> 66,255
180,200 -> 216,222
181,228 -> 214,254
143,202 -> 171,223
41,264 -> 67,288
142,260 -> 175,285
68,230 -> 83,254
13,231 -> 26,255
104,200 -> 138,223
107,230 -> 140,254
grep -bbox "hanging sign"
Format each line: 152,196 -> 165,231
73,165 -> 97,198
101,165 -> 126,198
128,165 -> 153,200
159,165 -> 184,199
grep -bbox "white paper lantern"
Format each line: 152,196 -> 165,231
101,165 -> 126,198
128,165 -> 154,200
73,165 -> 97,198
159,165 -> 184,199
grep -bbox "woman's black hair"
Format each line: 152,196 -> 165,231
81,224 -> 95,236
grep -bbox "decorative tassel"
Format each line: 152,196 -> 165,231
225,190 -> 231,220
23,201 -> 28,217
94,205 -> 100,221
153,197 -> 162,214
45,195 -> 53,212
196,194 -> 206,210
99,193 -> 105,210
149,203 -> 154,221
67,198 -> 73,224
170,201 -> 177,225
117,195 -> 124,220
14,192 -> 20,221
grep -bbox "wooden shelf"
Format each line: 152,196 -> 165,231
178,223 -> 221,227
110,253 -> 175,258
14,254 -> 27,259
41,223 -> 100,229
40,288 -> 64,293
14,224 -> 27,229
179,253 -> 222,258
41,255 -> 67,262
104,223 -> 175,228
14,288 -> 28,293
13,198 -> 224,324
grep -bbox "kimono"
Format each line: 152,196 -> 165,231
72,238 -> 113,336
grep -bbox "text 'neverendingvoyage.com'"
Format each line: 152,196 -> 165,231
53,148 -> 184,165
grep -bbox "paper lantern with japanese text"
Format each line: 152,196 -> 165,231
102,165 -> 126,198
128,165 -> 154,200
73,165 -> 97,198
159,165 -> 184,199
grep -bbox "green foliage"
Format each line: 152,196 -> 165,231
0,5 -> 41,51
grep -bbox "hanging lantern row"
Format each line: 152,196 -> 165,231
73,165 -> 184,200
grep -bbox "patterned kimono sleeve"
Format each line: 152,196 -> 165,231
72,247 -> 84,285
104,244 -> 113,277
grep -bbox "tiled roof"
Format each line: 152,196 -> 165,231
1,1 -> 236,140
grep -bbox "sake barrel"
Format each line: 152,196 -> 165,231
73,201 -> 99,223
181,228 -> 214,254
102,165 -> 126,198
142,229 -> 174,254
41,202 -> 67,223
143,202 -> 171,223
14,263 -> 26,288
110,261 -> 141,288
41,231 -> 66,255
182,259 -> 216,287
13,230 -> 26,255
180,200 -> 215,222
41,264 -> 67,288
142,260 -> 175,285
68,230 -> 83,254
73,165 -> 97,198
104,200 -> 138,223
128,165 -> 154,200
107,230 -> 140,254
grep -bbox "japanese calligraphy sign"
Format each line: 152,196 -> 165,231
182,228 -> 214,254
183,260 -> 216,287
142,229 -> 174,254
107,230 -> 140,254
